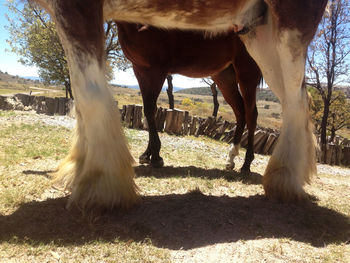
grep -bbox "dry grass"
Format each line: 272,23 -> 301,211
0,110 -> 349,262
0,123 -> 70,167
0,81 -> 64,97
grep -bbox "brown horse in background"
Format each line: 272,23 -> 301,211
117,22 -> 262,172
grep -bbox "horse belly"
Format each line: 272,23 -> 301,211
104,0 -> 261,33
171,61 -> 232,79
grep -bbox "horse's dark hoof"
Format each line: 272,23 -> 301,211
139,155 -> 151,164
240,165 -> 251,173
226,163 -> 235,170
151,158 -> 164,168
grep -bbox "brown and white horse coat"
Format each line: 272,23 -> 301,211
31,0 -> 328,208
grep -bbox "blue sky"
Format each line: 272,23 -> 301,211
0,0 -> 203,88
0,0 -> 39,76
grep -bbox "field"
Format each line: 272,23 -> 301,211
0,110 -> 349,262
0,81 -> 65,98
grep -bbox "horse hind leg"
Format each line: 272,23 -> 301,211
240,99 -> 257,173
212,65 -> 245,171
133,66 -> 166,168
240,12 -> 316,202
232,40 -> 261,172
51,0 -> 139,209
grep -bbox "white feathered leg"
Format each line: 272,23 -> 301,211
240,11 -> 316,202
55,57 -> 139,209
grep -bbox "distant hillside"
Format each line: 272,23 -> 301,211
0,70 -> 40,85
176,86 -> 220,96
113,84 -> 184,92
176,86 -> 279,102
257,89 -> 279,102
0,71 -> 19,82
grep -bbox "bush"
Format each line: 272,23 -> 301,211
181,98 -> 195,107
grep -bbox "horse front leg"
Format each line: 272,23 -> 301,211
133,66 -> 166,168
50,0 -> 138,209
240,12 -> 316,202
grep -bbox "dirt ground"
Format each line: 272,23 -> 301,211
0,111 -> 349,263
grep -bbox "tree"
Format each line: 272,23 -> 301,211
327,91 -> 350,141
104,21 -> 131,71
202,77 -> 219,117
166,75 -> 174,109
6,1 -> 130,98
6,1 -> 73,98
306,0 -> 350,145
308,87 -> 350,142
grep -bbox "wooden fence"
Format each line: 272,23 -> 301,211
1,94 -> 349,166
120,104 -> 350,166
0,93 -> 72,116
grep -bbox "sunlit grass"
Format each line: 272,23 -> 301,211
0,123 -> 70,166
0,98 -> 349,262
0,238 -> 171,263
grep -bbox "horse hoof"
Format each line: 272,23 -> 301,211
151,158 -> 164,168
139,155 -> 151,164
240,166 -> 251,173
226,163 -> 235,170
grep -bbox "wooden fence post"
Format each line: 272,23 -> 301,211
125,105 -> 135,127
132,105 -> 143,129
155,107 -> 166,131
164,109 -> 174,134
342,146 -> 350,166
173,109 -> 185,135
183,111 -> 190,135
253,130 -> 268,154
262,133 -> 277,155
214,120 -> 230,140
189,117 -> 198,136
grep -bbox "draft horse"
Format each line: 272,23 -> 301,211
116,22 -> 262,172
32,0 -> 327,209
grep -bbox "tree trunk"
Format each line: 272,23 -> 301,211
329,126 -> 336,143
210,83 -> 219,117
320,98 -> 330,163
320,98 -> 330,145
166,75 -> 174,109
65,81 -> 74,100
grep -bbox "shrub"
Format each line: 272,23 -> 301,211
181,98 -> 195,107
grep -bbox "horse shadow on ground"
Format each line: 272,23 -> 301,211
1,169 -> 349,250
22,169 -> 55,179
134,165 -> 262,185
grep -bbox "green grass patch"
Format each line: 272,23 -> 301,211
0,123 -> 70,166
0,110 -> 17,117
